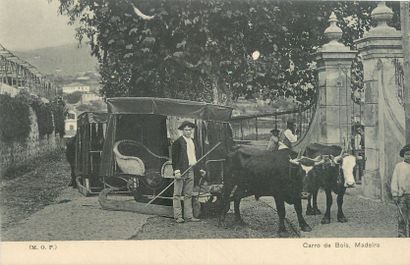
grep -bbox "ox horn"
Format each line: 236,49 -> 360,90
298,155 -> 325,166
289,156 -> 301,165
312,155 -> 325,166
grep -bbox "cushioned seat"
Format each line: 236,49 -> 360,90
113,140 -> 145,176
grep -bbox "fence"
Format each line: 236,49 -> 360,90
230,94 -> 318,142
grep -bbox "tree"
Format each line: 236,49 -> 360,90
57,0 -> 400,106
51,96 -> 68,138
64,91 -> 83,104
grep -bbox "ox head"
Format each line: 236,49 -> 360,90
289,153 -> 325,199
330,146 -> 356,188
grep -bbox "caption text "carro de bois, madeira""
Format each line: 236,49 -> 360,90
303,241 -> 380,249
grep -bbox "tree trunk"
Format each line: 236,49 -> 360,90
401,2 -> 410,144
212,74 -> 223,105
212,76 -> 220,105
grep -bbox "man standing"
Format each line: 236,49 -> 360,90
391,144 -> 410,237
171,120 -> 205,223
278,119 -> 298,150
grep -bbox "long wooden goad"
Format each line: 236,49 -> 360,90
144,141 -> 222,207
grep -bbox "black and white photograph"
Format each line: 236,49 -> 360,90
0,0 -> 410,264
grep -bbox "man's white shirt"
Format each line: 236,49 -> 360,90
278,129 -> 298,150
183,136 -> 197,166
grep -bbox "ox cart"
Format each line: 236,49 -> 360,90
98,97 -> 234,218
74,112 -> 109,196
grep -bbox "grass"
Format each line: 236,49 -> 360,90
2,148 -> 65,180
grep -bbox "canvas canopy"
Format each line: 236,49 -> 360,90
106,97 -> 233,121
99,98 -> 234,182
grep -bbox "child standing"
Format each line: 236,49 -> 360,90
391,144 -> 410,237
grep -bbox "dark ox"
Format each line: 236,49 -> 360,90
65,135 -> 77,188
290,143 -> 357,224
218,146 -> 312,237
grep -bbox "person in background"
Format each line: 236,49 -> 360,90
66,135 -> 77,188
267,128 -> 280,151
353,126 -> 364,151
278,119 -> 298,150
352,126 -> 365,180
171,121 -> 206,223
391,144 -> 410,237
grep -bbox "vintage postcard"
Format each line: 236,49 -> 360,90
1,0 -> 410,264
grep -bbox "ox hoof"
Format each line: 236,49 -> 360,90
321,217 -> 331,224
306,208 -> 315,216
337,216 -> 348,223
301,224 -> 312,232
306,208 -> 321,216
278,230 -> 290,238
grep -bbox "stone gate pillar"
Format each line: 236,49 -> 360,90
315,12 -> 357,145
355,2 -> 404,200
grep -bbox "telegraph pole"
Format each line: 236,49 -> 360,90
401,1 -> 410,143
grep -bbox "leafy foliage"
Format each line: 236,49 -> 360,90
351,55 -> 364,104
16,91 -> 55,138
0,94 -> 31,143
57,0 -> 400,105
64,91 -> 83,104
51,96 -> 68,137
0,91 -> 68,142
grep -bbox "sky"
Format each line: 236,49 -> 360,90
0,0 -> 78,51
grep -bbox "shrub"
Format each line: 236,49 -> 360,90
16,90 -> 54,138
64,91 -> 83,104
51,96 -> 68,137
0,94 -> 31,143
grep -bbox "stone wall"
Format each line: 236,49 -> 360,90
0,107 -> 64,177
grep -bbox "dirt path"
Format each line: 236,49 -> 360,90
0,150 -> 71,232
135,188 -> 399,239
0,150 -> 152,241
135,198 -> 299,240
301,188 -> 397,238
1,188 -> 151,241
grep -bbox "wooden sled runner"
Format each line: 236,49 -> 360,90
99,188 -> 174,217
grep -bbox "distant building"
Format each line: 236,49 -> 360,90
64,110 -> 77,138
62,82 -> 90,94
81,92 -> 103,103
75,72 -> 100,93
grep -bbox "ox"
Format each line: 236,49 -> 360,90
290,143 -> 356,224
218,146 -> 312,237
66,135 -> 77,188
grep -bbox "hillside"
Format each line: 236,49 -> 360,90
14,43 -> 98,76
